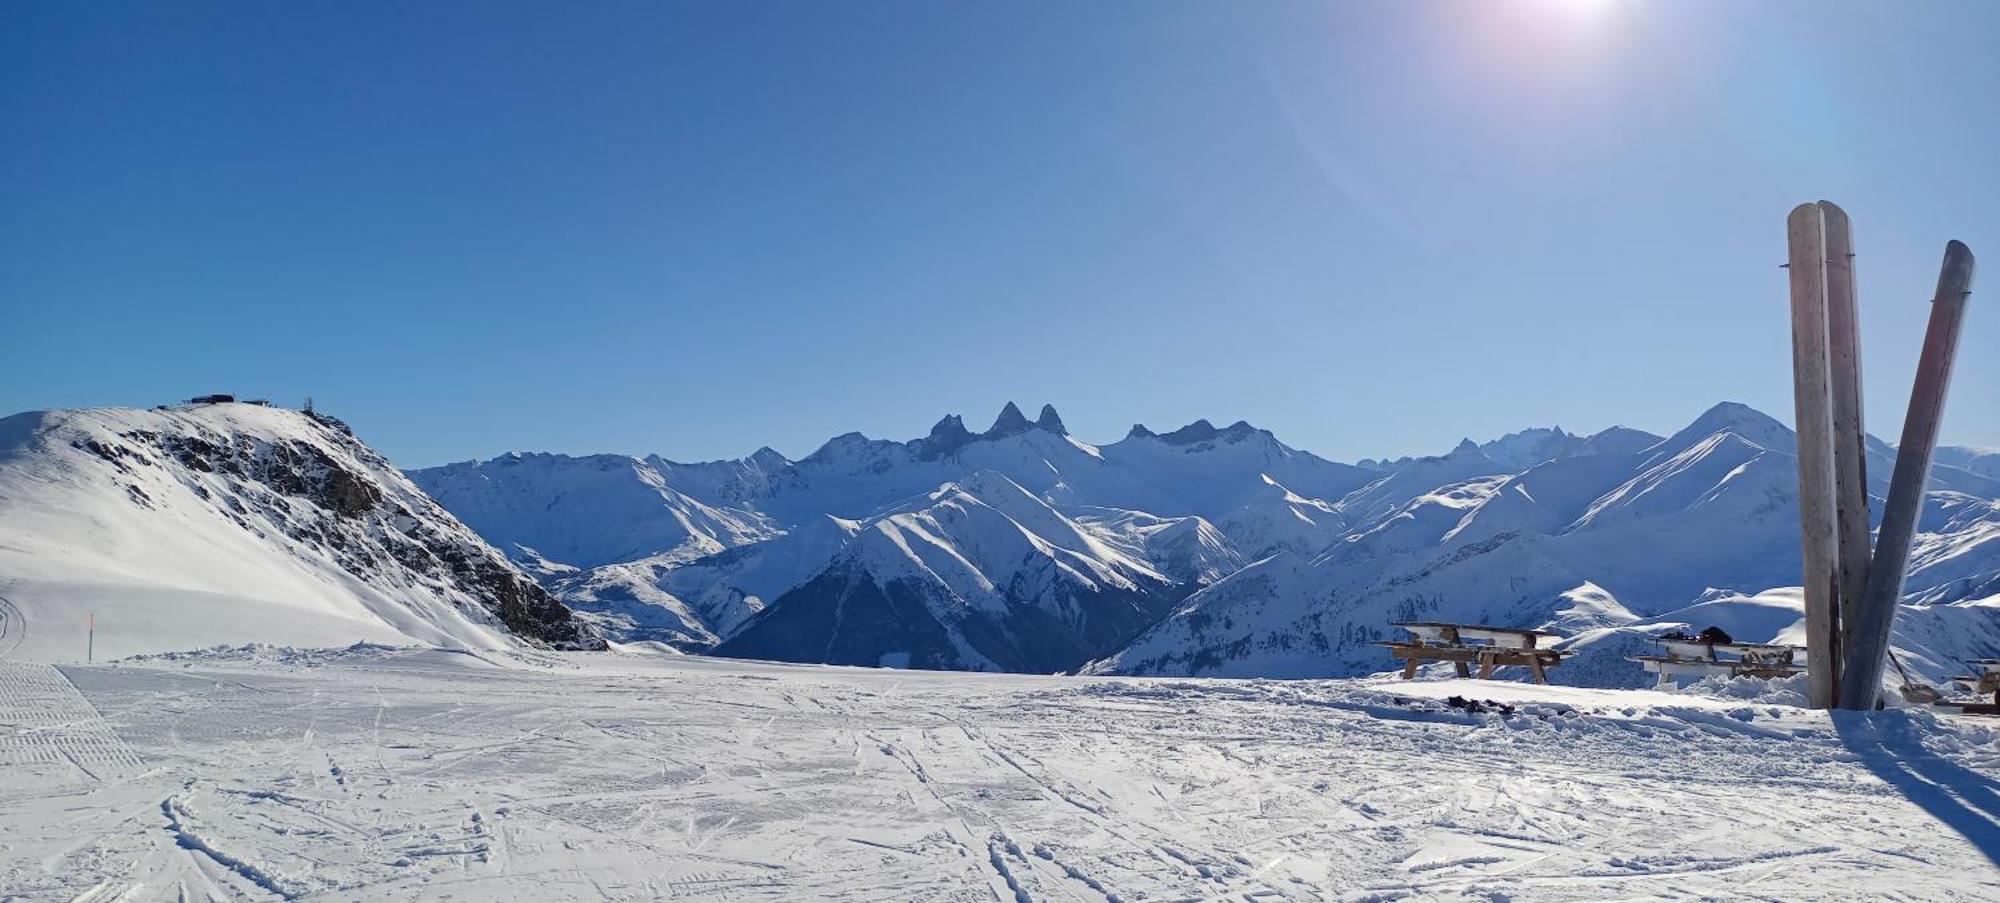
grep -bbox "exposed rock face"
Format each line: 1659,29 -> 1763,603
984,402 -> 1034,438
23,405 -> 603,651
919,414 -> 976,459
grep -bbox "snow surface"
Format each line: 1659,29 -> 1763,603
3,647 -> 1996,900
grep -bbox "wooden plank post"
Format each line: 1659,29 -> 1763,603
1840,241 -> 1976,710
1819,202 -> 1873,657
1786,203 -> 1843,709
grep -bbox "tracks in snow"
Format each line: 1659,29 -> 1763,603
0,661 -> 144,780
6,654 -> 1997,900
0,593 -> 25,660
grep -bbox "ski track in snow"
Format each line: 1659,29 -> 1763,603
1,648 -> 1996,901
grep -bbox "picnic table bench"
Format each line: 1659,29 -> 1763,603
1379,622 -> 1569,684
1938,659 -> 2000,716
1633,638 -> 1806,681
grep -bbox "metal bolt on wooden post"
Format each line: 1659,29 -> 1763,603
1786,202 -> 1842,709
1840,241 -> 1976,710
1819,202 -> 1873,658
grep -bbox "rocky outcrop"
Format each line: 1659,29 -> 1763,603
62,407 -> 602,651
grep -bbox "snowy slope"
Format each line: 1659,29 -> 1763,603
408,452 -> 777,570
8,649 -> 1996,900
0,405 -> 600,660
715,471 -> 1186,672
1937,445 -> 2000,480
1212,474 -> 1347,559
1071,507 -> 1245,586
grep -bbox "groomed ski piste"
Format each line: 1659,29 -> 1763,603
2,643 -> 1996,901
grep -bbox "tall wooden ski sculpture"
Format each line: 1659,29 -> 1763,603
1819,204 -> 1873,675
1785,202 -> 1976,710
1785,202 -> 1848,709
1839,241 -> 1976,710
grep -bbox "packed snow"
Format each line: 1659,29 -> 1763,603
2,646 -> 1996,900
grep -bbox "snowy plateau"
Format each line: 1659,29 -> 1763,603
1,401 -> 1997,899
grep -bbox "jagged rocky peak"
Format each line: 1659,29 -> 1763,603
1474,426 -> 1582,470
747,446 -> 790,469
929,413 -> 972,442
1162,419 -> 1217,444
1145,418 -> 1266,447
985,402 -> 1034,438
915,404 -> 1066,458
979,402 -> 1066,439
921,414 -> 976,457
1451,437 -> 1481,455
1127,423 -> 1157,440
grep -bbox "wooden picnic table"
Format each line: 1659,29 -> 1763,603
1380,622 -> 1569,684
1633,637 -> 1806,681
1940,660 -> 2000,716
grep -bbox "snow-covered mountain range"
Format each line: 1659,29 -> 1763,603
0,405 -> 602,660
412,403 -> 1371,669
408,401 -> 2000,686
3,399 -> 1990,687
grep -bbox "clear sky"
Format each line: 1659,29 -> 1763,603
5,1 -> 1997,467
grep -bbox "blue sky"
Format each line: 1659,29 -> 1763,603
5,1 -> 1997,467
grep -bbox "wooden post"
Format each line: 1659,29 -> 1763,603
1819,202 -> 1873,654
1840,241 -> 1976,710
1787,203 -> 1842,709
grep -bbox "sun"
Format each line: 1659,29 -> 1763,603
1539,0 -> 1619,24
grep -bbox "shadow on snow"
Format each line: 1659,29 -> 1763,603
1834,711 -> 2000,868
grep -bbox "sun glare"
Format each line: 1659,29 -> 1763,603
1541,0 -> 1617,22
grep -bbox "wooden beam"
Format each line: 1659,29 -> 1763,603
1819,202 -> 1873,663
1787,202 -> 1842,709
1841,241 -> 1976,710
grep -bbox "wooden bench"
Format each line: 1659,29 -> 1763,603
1633,638 -> 1806,681
1380,622 -> 1569,684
